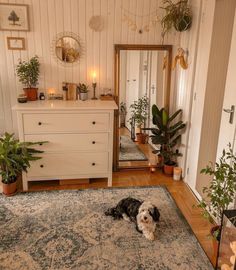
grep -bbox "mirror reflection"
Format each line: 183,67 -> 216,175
55,36 -> 80,63
118,49 -> 170,169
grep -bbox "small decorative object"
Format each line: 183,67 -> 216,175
17,94 -> 27,103
150,166 -> 156,173
77,83 -> 89,101
173,167 -> 182,180
67,83 -> 77,100
91,71 -> 98,100
160,0 -> 192,38
121,6 -> 160,34
172,48 -> 188,70
0,3 -> 29,31
217,210 -> 236,270
62,83 -> 68,101
100,94 -> 114,101
129,96 -> 149,144
144,105 -> 186,175
16,56 -> 40,101
51,32 -> 82,65
196,144 -> 236,263
7,37 -> 25,50
47,88 -> 56,99
39,92 -> 45,100
0,133 -> 45,196
89,15 -> 104,32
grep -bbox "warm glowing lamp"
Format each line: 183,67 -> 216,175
48,88 -> 56,95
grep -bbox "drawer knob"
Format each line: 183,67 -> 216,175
92,121 -> 96,125
40,164 -> 44,168
38,122 -> 42,126
39,143 -> 43,146
92,163 -> 96,166
92,141 -> 96,144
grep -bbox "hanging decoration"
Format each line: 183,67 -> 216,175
172,48 -> 188,70
121,6 -> 160,34
89,16 -> 104,32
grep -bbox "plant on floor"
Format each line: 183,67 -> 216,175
0,133 -> 46,195
144,104 -> 186,174
196,144 -> 236,240
16,56 -> 40,101
129,96 -> 149,144
160,0 -> 192,37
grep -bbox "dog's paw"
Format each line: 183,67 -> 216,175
144,232 -> 155,241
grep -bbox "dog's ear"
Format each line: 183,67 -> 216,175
151,207 -> 160,222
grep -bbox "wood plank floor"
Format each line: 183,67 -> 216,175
27,169 -> 216,267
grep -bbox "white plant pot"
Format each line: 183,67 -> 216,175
79,92 -> 88,101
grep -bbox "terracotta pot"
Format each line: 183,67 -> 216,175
2,181 -> 17,196
163,162 -> 177,175
23,88 -> 38,101
136,133 -> 148,144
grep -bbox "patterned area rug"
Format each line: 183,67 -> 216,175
0,186 -> 213,270
119,135 -> 148,161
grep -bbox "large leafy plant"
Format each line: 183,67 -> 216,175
0,133 -> 45,184
197,144 -> 236,238
129,96 -> 149,129
16,56 -> 40,88
160,0 -> 192,37
146,104 -> 186,164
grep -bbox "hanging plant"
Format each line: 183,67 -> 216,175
160,0 -> 192,37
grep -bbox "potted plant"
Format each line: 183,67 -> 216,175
145,104 -> 186,175
160,0 -> 192,37
16,56 -> 40,101
196,144 -> 236,255
77,83 -> 89,101
0,132 -> 46,195
129,96 -> 149,144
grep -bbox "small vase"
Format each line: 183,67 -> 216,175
79,92 -> 88,101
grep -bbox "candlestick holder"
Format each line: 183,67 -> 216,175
91,83 -> 98,100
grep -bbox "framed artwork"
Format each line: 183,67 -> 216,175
7,37 -> 25,50
0,3 -> 29,31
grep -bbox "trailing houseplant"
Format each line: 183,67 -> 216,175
160,0 -> 192,37
129,96 -> 149,144
77,83 -> 89,101
0,133 -> 46,195
145,104 -> 186,175
197,144 -> 236,240
16,56 -> 40,101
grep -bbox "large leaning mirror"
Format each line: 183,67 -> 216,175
114,44 -> 172,171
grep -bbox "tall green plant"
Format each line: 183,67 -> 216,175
129,96 -> 149,129
145,104 -> 186,164
0,133 -> 46,184
197,144 -> 236,235
16,56 -> 40,88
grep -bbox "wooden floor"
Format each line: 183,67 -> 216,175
119,127 -> 157,168
28,169 -> 216,267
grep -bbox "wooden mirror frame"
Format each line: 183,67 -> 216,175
113,44 -> 172,171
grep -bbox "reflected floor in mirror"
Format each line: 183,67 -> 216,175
119,127 -> 157,168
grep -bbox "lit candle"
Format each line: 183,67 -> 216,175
173,167 -> 182,181
48,88 -> 56,95
92,71 -> 96,84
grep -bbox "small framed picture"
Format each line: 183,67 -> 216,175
7,37 -> 26,50
0,3 -> 29,31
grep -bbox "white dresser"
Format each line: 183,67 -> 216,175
13,100 -> 118,191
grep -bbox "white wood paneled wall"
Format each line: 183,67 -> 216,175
0,0 -> 179,133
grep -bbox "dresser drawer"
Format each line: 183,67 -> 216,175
24,133 -> 109,152
23,113 -> 110,134
27,152 -> 109,177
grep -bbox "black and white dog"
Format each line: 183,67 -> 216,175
105,197 -> 160,241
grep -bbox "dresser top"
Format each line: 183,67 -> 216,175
13,100 -> 118,111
